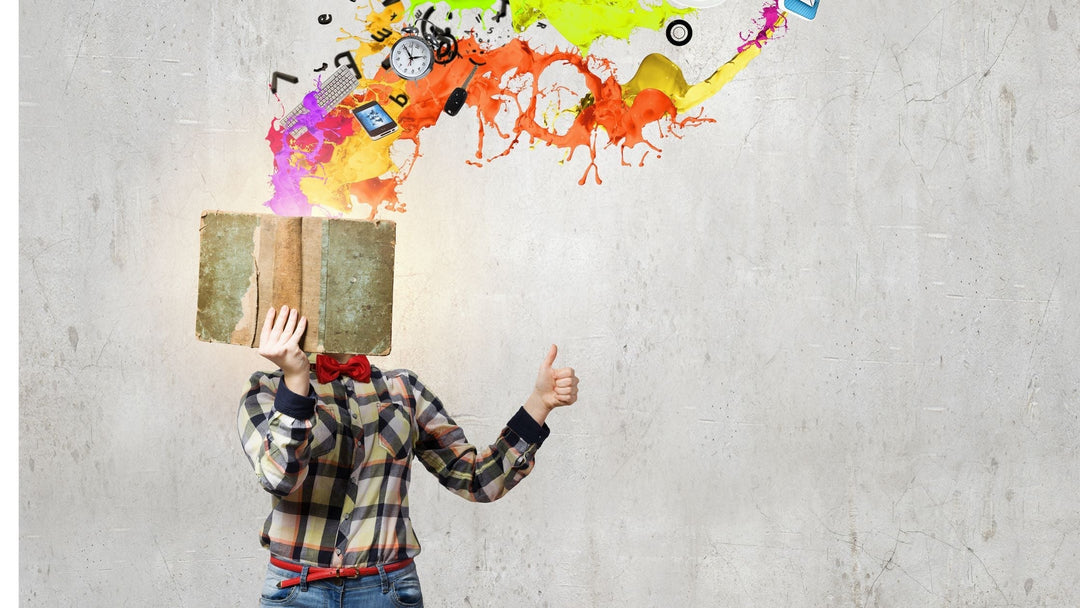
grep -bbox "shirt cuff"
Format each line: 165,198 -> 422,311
274,377 -> 316,419
507,406 -> 551,446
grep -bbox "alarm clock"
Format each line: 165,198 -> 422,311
389,27 -> 435,80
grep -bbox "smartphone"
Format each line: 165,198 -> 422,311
783,0 -> 819,20
352,100 -> 399,140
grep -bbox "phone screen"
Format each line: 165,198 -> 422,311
352,101 -> 399,140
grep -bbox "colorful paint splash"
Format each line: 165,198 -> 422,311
624,13 -> 786,113
506,0 -> 694,56
266,0 -> 787,217
737,0 -> 786,52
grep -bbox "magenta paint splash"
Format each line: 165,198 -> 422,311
263,2 -> 791,217
738,0 -> 787,53
265,83 -> 333,216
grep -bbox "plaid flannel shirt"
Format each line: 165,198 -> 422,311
238,365 -> 550,568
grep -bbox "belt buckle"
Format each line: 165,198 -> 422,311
340,566 -> 361,580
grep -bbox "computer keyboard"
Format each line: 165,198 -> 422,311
278,65 -> 361,137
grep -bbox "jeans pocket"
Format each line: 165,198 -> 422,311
259,580 -> 299,606
390,571 -> 424,607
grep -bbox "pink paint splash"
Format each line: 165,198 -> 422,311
263,3 -> 790,216
739,0 -> 787,53
266,88 -> 334,216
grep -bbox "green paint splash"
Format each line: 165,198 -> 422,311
266,2 -> 789,215
436,0 -> 693,55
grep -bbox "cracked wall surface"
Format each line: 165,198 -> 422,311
18,0 -> 1080,605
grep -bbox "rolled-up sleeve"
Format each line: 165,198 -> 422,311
407,372 -> 551,503
237,372 -> 316,497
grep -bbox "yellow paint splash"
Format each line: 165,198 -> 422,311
622,13 -> 786,113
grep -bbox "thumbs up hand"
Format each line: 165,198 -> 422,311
524,344 -> 579,425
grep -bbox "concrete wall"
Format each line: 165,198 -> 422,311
19,0 -> 1079,605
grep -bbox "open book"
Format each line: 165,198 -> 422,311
196,211 -> 395,355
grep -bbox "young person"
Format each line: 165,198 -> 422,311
238,305 -> 579,607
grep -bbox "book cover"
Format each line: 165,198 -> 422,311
196,211 -> 395,355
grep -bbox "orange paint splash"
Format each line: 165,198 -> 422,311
390,37 -> 714,186
265,2 -> 788,216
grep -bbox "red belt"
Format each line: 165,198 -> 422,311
271,556 -> 414,589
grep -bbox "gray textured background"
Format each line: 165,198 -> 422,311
19,0 -> 1079,606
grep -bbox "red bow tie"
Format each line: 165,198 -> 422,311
314,354 -> 371,384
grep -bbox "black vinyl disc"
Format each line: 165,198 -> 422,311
666,19 -> 693,47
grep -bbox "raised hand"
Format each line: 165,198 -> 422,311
257,305 -> 310,395
524,344 -> 579,425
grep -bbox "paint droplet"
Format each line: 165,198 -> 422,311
68,326 -> 79,349
1025,578 -> 1034,594
1048,7 -> 1058,31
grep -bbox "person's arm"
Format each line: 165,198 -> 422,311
237,372 -> 316,496
236,305 -> 316,497
411,345 -> 579,502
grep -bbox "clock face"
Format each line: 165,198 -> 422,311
389,36 -> 435,81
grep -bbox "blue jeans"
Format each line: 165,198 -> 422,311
260,560 -> 424,608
